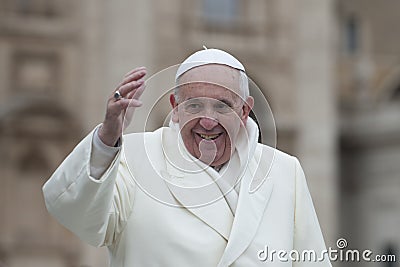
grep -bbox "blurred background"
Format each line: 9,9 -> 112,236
0,0 -> 399,266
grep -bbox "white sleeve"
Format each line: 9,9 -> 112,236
42,127 -> 136,247
90,126 -> 120,179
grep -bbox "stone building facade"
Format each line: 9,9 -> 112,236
0,0 -> 398,266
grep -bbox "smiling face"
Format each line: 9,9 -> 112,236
170,64 -> 254,167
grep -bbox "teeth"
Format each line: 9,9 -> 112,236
200,134 -> 220,140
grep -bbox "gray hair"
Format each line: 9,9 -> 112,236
174,70 -> 249,102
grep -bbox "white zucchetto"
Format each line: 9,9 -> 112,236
175,48 -> 246,81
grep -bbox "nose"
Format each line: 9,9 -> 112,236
199,117 -> 218,130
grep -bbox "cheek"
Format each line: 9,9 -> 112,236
179,116 -> 197,136
179,118 -> 200,156
221,117 -> 241,138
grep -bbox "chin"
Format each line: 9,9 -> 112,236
211,154 -> 230,167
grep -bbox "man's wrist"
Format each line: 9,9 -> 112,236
95,126 -> 121,150
98,124 -> 120,147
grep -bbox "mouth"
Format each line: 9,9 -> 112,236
196,133 -> 222,141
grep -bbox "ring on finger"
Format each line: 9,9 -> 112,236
114,90 -> 122,100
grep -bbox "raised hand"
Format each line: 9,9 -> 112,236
98,67 -> 147,146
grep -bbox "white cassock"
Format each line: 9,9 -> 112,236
42,118 -> 332,267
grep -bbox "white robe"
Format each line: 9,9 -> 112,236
42,119 -> 331,266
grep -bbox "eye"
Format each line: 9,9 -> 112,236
183,101 -> 203,113
185,103 -> 202,111
215,103 -> 227,109
214,101 -> 233,113
187,103 -> 201,109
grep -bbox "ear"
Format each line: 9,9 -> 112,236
241,96 -> 254,124
169,94 -> 179,123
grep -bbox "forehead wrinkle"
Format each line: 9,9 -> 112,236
179,65 -> 241,88
178,83 -> 240,104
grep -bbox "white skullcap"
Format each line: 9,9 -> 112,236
175,48 -> 246,81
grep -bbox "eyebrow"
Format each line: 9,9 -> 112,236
218,99 -> 234,107
184,97 -> 235,106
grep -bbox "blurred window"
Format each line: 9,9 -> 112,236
202,0 -> 239,27
4,0 -> 60,17
345,15 -> 359,54
391,84 -> 400,101
11,51 -> 59,95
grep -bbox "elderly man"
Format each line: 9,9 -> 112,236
43,49 -> 331,266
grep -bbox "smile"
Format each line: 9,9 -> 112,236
197,133 -> 222,140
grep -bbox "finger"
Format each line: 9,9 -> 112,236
118,79 -> 145,96
124,66 -> 146,78
109,98 -> 142,113
115,69 -> 147,92
127,99 -> 143,108
127,84 -> 145,100
122,69 -> 147,84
